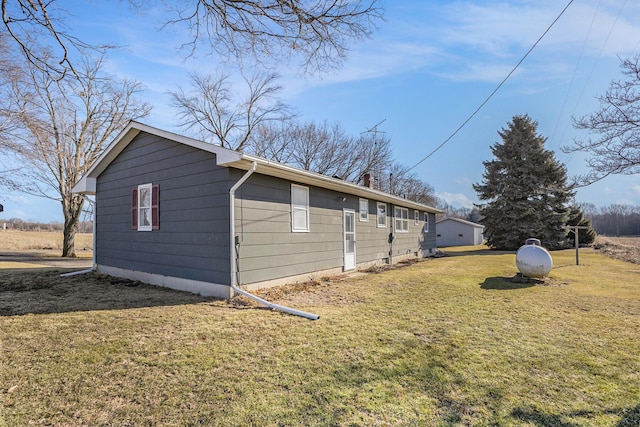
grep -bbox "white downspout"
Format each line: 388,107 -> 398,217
61,196 -> 97,277
229,162 -> 319,320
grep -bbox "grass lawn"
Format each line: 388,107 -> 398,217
1,246 -> 639,426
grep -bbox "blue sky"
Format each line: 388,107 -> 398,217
3,0 -> 640,223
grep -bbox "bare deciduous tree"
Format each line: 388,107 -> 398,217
380,163 -> 436,206
2,0 -> 382,77
288,121 -> 355,177
1,0 -> 111,80
170,71 -> 293,151
249,120 -> 391,183
162,0 -> 382,74
585,204 -> 640,236
247,121 -> 296,164
565,56 -> 640,185
247,120 -> 437,205
0,50 -> 151,256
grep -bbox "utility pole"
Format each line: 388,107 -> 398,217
566,225 -> 589,265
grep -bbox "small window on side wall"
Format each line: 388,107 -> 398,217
132,183 -> 159,231
377,202 -> 387,228
424,212 -> 429,232
359,198 -> 368,222
291,184 -> 309,232
414,210 -> 419,226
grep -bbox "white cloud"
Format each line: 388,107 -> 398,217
438,1 -> 640,57
436,192 -> 475,209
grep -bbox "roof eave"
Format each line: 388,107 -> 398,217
71,121 -> 443,213
71,177 -> 96,195
220,154 -> 443,214
72,121 -> 242,194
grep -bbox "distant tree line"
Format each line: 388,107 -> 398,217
1,218 -> 93,233
579,204 -> 640,236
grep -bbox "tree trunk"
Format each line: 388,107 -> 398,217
61,195 -> 84,258
62,218 -> 78,258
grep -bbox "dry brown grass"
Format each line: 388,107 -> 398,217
0,230 -> 93,256
2,247 -> 639,426
593,235 -> 640,264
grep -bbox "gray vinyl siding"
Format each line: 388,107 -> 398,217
234,173 -> 343,285
95,132 -> 233,285
233,175 -> 438,285
421,212 -> 437,251
389,208 -> 436,259
355,200 -> 393,263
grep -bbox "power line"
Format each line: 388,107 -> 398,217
548,0 -> 602,151
559,0 -> 627,169
407,0 -> 575,172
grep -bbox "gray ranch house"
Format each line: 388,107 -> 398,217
73,121 -> 442,299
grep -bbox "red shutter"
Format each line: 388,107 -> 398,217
152,184 -> 160,230
132,187 -> 138,230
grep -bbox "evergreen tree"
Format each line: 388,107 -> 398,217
566,206 -> 596,246
473,115 -> 573,250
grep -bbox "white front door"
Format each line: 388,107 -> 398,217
344,209 -> 356,271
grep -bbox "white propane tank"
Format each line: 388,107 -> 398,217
516,238 -> 553,278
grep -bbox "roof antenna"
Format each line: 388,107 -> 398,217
359,119 -> 387,188
361,119 -> 387,143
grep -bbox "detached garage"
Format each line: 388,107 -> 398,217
436,217 -> 484,247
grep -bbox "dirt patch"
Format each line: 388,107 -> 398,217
0,269 -> 216,316
232,274 -> 366,308
509,273 -> 569,287
233,259 -> 429,308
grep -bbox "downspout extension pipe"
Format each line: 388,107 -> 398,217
61,196 -> 97,277
229,161 -> 320,321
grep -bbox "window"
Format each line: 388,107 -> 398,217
424,212 -> 429,232
359,198 -> 368,222
377,202 -> 387,228
132,183 -> 159,231
414,210 -> 419,226
394,206 -> 408,232
291,184 -> 309,232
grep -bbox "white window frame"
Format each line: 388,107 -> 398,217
359,198 -> 369,222
414,210 -> 419,226
291,184 -> 310,232
138,183 -> 153,232
424,212 -> 429,232
377,202 -> 387,228
394,206 -> 409,233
